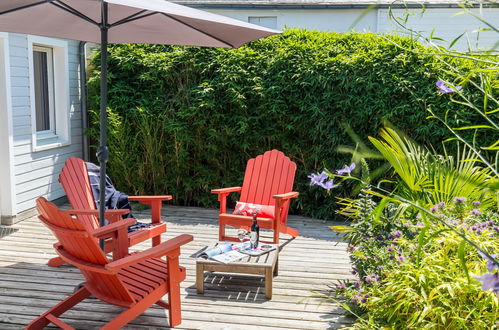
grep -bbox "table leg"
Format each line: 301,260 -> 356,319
265,267 -> 273,299
196,263 -> 204,294
273,257 -> 279,277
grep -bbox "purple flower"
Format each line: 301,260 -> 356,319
494,226 -> 499,232
393,231 -> 401,238
471,226 -> 477,231
473,273 -> 499,295
308,171 -> 328,186
353,282 -> 360,289
454,197 -> 467,204
377,265 -> 384,269
472,201 -> 481,206
431,202 -> 445,212
471,209 -> 482,216
388,247 -> 393,252
336,162 -> 356,176
364,277 -> 371,283
352,294 -> 360,303
436,79 -> 462,94
397,256 -> 405,262
478,251 -> 498,272
319,179 -> 339,191
360,295 -> 368,303
338,284 -> 346,290
347,245 -> 356,252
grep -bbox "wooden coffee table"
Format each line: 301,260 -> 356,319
196,247 -> 279,299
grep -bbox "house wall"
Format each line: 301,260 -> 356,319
202,7 -> 499,50
377,8 -> 498,51
1,33 -> 83,224
0,33 -> 16,224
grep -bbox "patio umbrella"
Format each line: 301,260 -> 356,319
0,0 -> 279,244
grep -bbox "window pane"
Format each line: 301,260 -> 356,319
248,16 -> 277,30
33,50 -> 50,132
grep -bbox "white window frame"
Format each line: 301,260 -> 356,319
32,45 -> 56,137
28,35 -> 71,152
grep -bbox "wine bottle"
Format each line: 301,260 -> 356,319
250,211 -> 259,249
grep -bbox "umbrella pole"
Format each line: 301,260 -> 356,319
97,2 -> 109,250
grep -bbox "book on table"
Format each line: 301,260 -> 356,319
198,242 -> 246,263
197,242 -> 278,263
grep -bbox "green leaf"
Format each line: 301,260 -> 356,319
329,225 -> 355,233
416,226 -> 428,267
458,239 -> 471,284
449,32 -> 465,48
453,125 -> 494,131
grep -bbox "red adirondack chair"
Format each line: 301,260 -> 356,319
48,156 -> 171,267
28,197 -> 193,329
211,149 -> 299,244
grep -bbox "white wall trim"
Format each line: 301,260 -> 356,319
27,35 -> 71,152
0,32 -> 17,219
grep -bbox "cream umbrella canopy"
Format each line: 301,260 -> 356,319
0,0 -> 279,242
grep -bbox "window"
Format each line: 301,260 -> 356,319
248,16 -> 277,30
33,46 -> 55,134
28,36 -> 70,151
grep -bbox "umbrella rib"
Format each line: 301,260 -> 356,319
160,13 -> 235,48
52,0 -> 98,26
109,10 -> 152,28
0,0 -> 48,16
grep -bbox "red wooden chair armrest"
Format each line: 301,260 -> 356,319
92,218 -> 136,239
63,209 -> 130,216
272,192 -> 299,219
272,191 -> 299,201
63,209 -> 130,224
128,195 -> 172,224
106,234 -> 193,271
211,187 -> 242,195
128,195 -> 173,202
211,187 -> 241,214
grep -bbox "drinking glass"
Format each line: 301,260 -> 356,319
237,229 -> 247,244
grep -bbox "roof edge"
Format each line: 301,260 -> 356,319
173,2 -> 494,10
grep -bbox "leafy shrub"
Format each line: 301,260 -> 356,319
364,226 -> 498,328
320,126 -> 498,327
87,29 -> 483,218
335,196 -> 498,328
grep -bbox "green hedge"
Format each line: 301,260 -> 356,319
87,29 -> 478,219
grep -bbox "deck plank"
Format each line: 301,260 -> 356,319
0,205 -> 355,329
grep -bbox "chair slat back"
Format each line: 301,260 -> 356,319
59,157 -> 99,229
239,150 -> 296,220
36,197 -> 135,305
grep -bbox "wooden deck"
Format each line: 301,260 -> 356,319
0,206 -> 355,329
